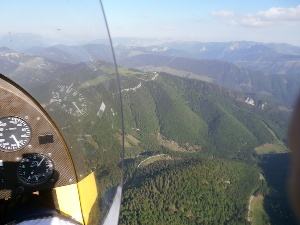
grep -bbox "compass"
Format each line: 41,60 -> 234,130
0,116 -> 32,152
52,83 -> 87,116
18,153 -> 54,184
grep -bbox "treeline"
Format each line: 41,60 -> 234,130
119,158 -> 261,225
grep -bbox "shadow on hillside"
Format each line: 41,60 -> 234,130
260,153 -> 297,225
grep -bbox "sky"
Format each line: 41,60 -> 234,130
0,0 -> 300,46
103,0 -> 300,45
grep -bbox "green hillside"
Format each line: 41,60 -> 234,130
24,60 -> 291,224
117,68 -> 295,223
120,158 -> 261,225
121,71 -> 289,161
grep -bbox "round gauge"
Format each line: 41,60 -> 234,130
0,116 -> 32,152
52,83 -> 87,116
18,153 -> 54,184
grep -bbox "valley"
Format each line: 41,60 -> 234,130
0,40 -> 298,224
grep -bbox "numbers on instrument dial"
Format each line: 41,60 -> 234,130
18,153 -> 54,184
52,83 -> 87,116
0,116 -> 32,152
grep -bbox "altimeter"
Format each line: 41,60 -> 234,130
0,116 -> 32,152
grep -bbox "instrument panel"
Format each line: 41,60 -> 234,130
0,75 -> 77,199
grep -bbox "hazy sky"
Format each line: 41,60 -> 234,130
0,0 -> 300,46
103,0 -> 300,45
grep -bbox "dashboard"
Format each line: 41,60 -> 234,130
0,75 -> 77,200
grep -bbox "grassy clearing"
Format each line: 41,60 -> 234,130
126,134 -> 140,146
116,134 -> 141,148
77,134 -> 99,149
79,75 -> 109,88
157,134 -> 187,152
255,141 -> 289,154
139,154 -> 171,168
255,121 -> 289,154
249,195 -> 269,225
161,139 -> 187,152
136,66 -> 214,83
118,67 -> 147,77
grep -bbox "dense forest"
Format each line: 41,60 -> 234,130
117,69 -> 295,224
121,71 -> 288,161
120,158 -> 262,224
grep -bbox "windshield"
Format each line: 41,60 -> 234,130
1,1 -> 300,225
0,1 -> 123,224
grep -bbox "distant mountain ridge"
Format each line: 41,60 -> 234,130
119,54 -> 300,107
159,41 -> 300,76
9,39 -> 299,76
1,45 -> 299,107
6,40 -> 297,108
0,48 -> 289,160
25,44 -> 114,64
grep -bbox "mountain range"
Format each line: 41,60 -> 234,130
0,45 -> 290,158
2,35 -> 298,76
14,39 -> 300,76
0,43 -> 296,223
2,40 -> 299,107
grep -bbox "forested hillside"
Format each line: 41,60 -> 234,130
120,158 -> 262,224
116,68 -> 295,224
121,71 -> 289,161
